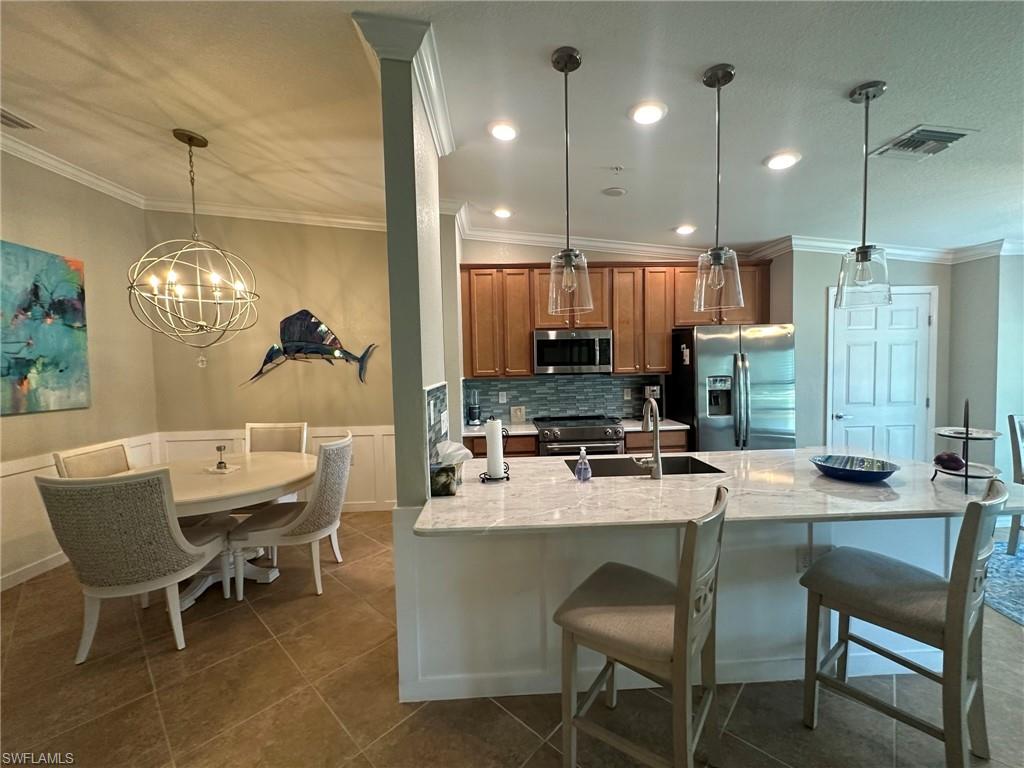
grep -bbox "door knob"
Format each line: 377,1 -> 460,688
833,413 -> 846,420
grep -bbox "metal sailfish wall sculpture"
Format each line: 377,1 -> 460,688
246,309 -> 376,384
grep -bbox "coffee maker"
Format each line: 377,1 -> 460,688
466,389 -> 481,426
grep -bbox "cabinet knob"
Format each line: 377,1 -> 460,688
635,364 -> 640,370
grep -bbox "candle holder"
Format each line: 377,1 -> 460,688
216,445 -> 228,471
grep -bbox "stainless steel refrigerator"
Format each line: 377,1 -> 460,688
665,325 -> 795,451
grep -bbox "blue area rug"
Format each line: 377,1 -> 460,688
986,541 -> 1024,626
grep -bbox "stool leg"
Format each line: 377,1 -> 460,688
672,650 -> 694,768
605,658 -> 617,709
1008,514 -> 1021,556
942,644 -> 970,768
837,613 -> 851,682
803,591 -> 822,729
561,631 -> 577,768
966,621 -> 990,759
700,624 -> 723,768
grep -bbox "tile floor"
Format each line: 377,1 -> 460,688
1,510 -> 1021,768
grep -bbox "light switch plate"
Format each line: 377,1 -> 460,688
510,405 -> 526,423
498,391 -> 508,404
440,410 -> 449,434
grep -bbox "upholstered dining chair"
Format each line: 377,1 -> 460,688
800,478 -> 1008,768
1006,414 -> 1022,555
53,441 -> 130,479
554,487 -> 729,768
35,469 -> 235,662
229,434 -> 352,601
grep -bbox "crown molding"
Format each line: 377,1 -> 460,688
351,12 -> 429,62
412,26 -> 455,158
789,235 -> 951,264
2,135 -> 145,208
459,223 -> 710,261
748,236 -> 794,262
143,198 -> 385,232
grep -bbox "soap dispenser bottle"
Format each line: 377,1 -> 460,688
575,447 -> 592,482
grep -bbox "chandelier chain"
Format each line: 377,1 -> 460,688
188,143 -> 199,240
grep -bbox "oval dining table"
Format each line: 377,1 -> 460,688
126,451 -> 319,610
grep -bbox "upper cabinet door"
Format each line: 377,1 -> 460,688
612,268 -> 644,373
573,267 -> 611,328
501,269 -> 533,376
673,268 -> 718,326
461,269 -> 472,378
532,269 -> 571,329
467,269 -> 503,377
718,265 -> 766,325
643,267 -> 674,372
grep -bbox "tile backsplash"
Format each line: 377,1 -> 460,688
426,383 -> 448,463
464,375 -> 661,424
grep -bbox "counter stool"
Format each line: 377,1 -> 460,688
1006,414 -> 1022,555
800,478 -> 1008,768
554,486 -> 729,768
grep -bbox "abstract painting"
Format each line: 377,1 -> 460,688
1,241 -> 90,415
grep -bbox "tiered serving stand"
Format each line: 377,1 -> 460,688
932,400 -> 1001,493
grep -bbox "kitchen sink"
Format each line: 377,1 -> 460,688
565,455 -> 725,478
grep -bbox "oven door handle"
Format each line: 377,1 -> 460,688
543,442 -> 622,453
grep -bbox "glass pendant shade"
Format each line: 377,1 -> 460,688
548,248 -> 593,315
694,246 -> 743,311
835,245 -> 891,308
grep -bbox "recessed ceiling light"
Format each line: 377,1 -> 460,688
764,151 -> 802,170
488,121 -> 518,141
675,224 -> 697,236
629,101 -> 668,125
493,207 -> 512,219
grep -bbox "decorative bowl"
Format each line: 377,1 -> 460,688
810,455 -> 900,483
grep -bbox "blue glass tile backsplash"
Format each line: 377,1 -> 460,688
426,383 -> 448,463
463,375 -> 660,424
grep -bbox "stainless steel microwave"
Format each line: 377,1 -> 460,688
533,329 -> 613,374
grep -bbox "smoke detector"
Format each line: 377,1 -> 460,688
0,108 -> 39,130
871,124 -> 977,162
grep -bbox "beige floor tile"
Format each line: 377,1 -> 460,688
341,510 -> 392,532
894,671 -> 1023,768
176,687 -> 359,768
344,756 -> 374,768
363,585 -> 396,623
492,693 -> 562,740
1,584 -> 21,641
724,675 -> 895,768
144,602 -> 272,688
330,531 -> 387,569
364,698 -> 542,768
523,742 -> 563,767
982,608 -> 1024,697
137,585 -> 237,641
316,640 -> 422,746
248,566 -> 365,636
155,639 -> 305,756
30,693 -> 170,768
10,574 -> 103,645
362,523 -> 394,548
276,601 -> 395,680
0,645 -> 152,750
651,682 -> 743,734
333,550 -> 394,598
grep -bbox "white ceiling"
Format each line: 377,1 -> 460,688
2,2 -> 1022,252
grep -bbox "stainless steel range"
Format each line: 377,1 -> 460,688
534,415 -> 625,456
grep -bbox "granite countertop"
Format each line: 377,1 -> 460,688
462,418 -> 689,437
414,448 -> 1023,535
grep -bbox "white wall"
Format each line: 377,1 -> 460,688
440,213 -> 464,440
414,87 -> 445,388
995,253 -> 1023,473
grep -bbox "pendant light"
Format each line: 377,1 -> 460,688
128,129 -> 259,348
694,64 -> 744,314
548,46 -> 593,316
835,81 -> 892,309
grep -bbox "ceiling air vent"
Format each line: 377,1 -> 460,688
871,124 -> 977,162
0,108 -> 39,130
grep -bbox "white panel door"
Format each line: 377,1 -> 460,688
830,291 -> 934,460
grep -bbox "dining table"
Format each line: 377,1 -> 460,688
125,451 -> 319,610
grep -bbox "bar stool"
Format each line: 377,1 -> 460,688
800,478 -> 1008,768
554,486 -> 728,768
1006,414 -> 1022,555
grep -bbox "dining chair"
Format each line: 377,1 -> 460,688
35,469 -> 235,662
800,478 -> 1009,768
53,441 -> 130,478
1006,414 -> 1022,555
553,486 -> 729,768
229,434 -> 352,601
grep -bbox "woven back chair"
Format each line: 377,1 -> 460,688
245,422 -> 308,454
35,469 -> 233,661
229,435 -> 353,599
53,442 -> 130,478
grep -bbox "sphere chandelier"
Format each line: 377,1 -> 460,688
127,129 -> 259,349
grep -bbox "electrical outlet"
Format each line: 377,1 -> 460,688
623,387 -> 632,401
440,410 -> 449,434
510,405 -> 526,423
498,391 -> 507,404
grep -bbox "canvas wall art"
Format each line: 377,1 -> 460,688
1,241 -> 90,415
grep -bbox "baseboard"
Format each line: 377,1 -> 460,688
1,551 -> 69,591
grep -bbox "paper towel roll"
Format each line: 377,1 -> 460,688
485,418 -> 504,478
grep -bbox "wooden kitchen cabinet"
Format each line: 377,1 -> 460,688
463,435 -> 538,457
533,267 -> 610,329
611,268 -> 644,373
673,268 -> 718,326
624,430 -> 688,454
673,264 -> 769,326
463,267 -> 533,378
501,268 -> 533,376
643,267 -> 673,373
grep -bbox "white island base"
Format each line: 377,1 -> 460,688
393,449 -> 1020,702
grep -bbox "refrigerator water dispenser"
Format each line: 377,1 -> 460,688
706,376 -> 733,416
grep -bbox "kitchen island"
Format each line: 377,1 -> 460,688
394,449 -> 1021,701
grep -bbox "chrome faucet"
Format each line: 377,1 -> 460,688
632,397 -> 663,479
